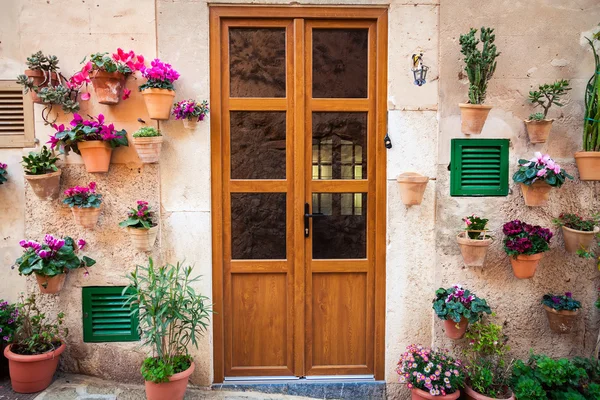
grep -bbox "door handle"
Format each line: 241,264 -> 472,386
304,203 -> 325,237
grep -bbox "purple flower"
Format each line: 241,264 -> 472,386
7,319 -> 12,324
77,239 -> 86,250
552,296 -> 560,304
37,250 -> 50,259
3,336 -> 9,342
565,292 -> 572,298
503,220 -> 523,236
0,327 -> 3,333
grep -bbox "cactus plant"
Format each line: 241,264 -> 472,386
584,34 -> 600,152
459,27 -> 500,105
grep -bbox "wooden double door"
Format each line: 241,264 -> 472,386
210,6 -> 387,382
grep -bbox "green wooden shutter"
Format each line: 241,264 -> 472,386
450,139 -> 509,196
82,286 -> 139,343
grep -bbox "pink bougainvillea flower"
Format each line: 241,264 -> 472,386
122,88 -> 131,100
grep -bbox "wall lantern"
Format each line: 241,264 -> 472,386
411,53 -> 429,86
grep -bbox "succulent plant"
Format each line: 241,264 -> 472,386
528,79 -> 571,120
459,27 -> 500,105
21,146 -> 60,176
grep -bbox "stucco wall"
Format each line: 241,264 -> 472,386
1,0 -> 599,397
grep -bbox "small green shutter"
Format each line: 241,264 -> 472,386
450,138 -> 509,196
82,286 -> 139,343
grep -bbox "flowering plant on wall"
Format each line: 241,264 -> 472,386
172,100 -> 209,121
14,235 -> 95,278
502,220 -> 552,257
396,344 -> 464,397
119,200 -> 156,229
0,162 -> 7,184
85,49 -> 145,104
462,215 -> 489,240
513,152 -> 572,187
0,300 -> 19,344
49,114 -> 128,155
433,285 -> 492,325
139,59 -> 180,91
542,292 -> 581,312
63,182 -> 102,208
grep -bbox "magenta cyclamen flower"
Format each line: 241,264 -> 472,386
141,59 -> 180,84
502,220 -> 523,236
77,239 -> 86,250
0,163 -> 7,169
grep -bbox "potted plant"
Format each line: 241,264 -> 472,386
525,80 -> 571,143
575,32 -> 600,180
14,235 -> 94,294
119,201 -> 159,252
139,59 -> 180,120
510,354 -> 600,399
86,49 -> 144,104
456,215 -> 493,267
542,292 -> 581,334
124,259 -> 213,400
49,114 -> 128,173
132,127 -> 163,164
22,146 -> 61,200
172,99 -> 209,129
17,52 -> 89,125
0,162 -> 7,184
502,220 -> 552,279
396,344 -> 464,399
463,320 -> 514,400
458,27 -> 500,135
63,182 -> 102,229
433,284 -> 492,340
0,300 -> 19,378
553,213 -> 599,254
512,152 -> 572,206
397,172 -> 429,206
15,51 -> 59,103
3,294 -> 67,393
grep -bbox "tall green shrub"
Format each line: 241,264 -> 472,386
584,31 -> 600,151
459,27 -> 500,104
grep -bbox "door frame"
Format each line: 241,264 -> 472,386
210,5 -> 388,383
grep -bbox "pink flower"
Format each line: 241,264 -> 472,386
537,168 -> 547,177
80,92 -> 91,101
122,88 -> 131,100
77,239 -> 86,250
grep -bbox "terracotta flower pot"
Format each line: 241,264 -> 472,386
509,253 -> 543,279
525,119 -> 553,144
456,232 -> 493,268
25,169 -> 61,201
133,136 -> 163,164
127,226 -> 159,252
520,181 -> 552,207
575,151 -> 600,181
34,273 -> 66,294
561,226 -> 599,254
183,119 -> 198,129
4,342 -> 66,393
141,88 -> 175,120
464,385 -> 515,400
90,70 -> 126,105
78,141 -> 113,173
145,361 -> 194,400
24,70 -> 59,104
411,388 -> 461,400
543,305 -> 579,334
397,172 -> 429,206
71,206 -> 101,229
443,317 -> 468,340
459,103 -> 492,135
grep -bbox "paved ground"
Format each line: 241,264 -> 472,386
0,374 -> 321,400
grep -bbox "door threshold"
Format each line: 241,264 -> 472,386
223,375 -> 375,383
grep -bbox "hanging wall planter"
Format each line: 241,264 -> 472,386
139,58 -> 180,120
23,70 -> 59,104
541,293 -> 581,334
456,232 -> 493,268
561,225 -> 599,254
575,152 -> 600,180
78,141 -> 113,173
142,89 -> 176,120
71,206 -> 101,229
127,226 -> 159,252
25,170 -> 61,201
34,273 -> 66,294
525,119 -> 553,143
520,181 -> 552,207
433,285 -> 491,340
4,342 -> 66,393
397,172 -> 429,206
132,127 -> 163,164
503,220 -> 552,279
523,79 -> 571,144
173,100 -> 210,129
509,253 -> 543,279
120,201 -> 159,252
513,152 -> 572,207
22,147 -> 62,201
459,104 -> 493,135
90,71 -> 126,105
63,182 -> 103,229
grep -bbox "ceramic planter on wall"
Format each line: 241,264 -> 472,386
183,119 -> 198,130
25,169 -> 61,200
145,362 -> 194,400
141,88 -> 175,120
127,226 -> 159,252
509,253 -> 543,279
133,136 -> 163,164
443,317 -> 468,340
4,343 -> 66,393
574,152 -> 600,181
561,226 -> 599,254
520,181 -> 552,206
464,386 -> 515,400
71,206 -> 101,229
78,141 -> 113,173
525,119 -> 553,143
24,70 -> 58,104
543,305 -> 579,334
456,232 -> 493,267
459,103 -> 492,135
397,172 -> 429,206
90,71 -> 126,105
411,388 -> 460,400
34,273 -> 66,294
